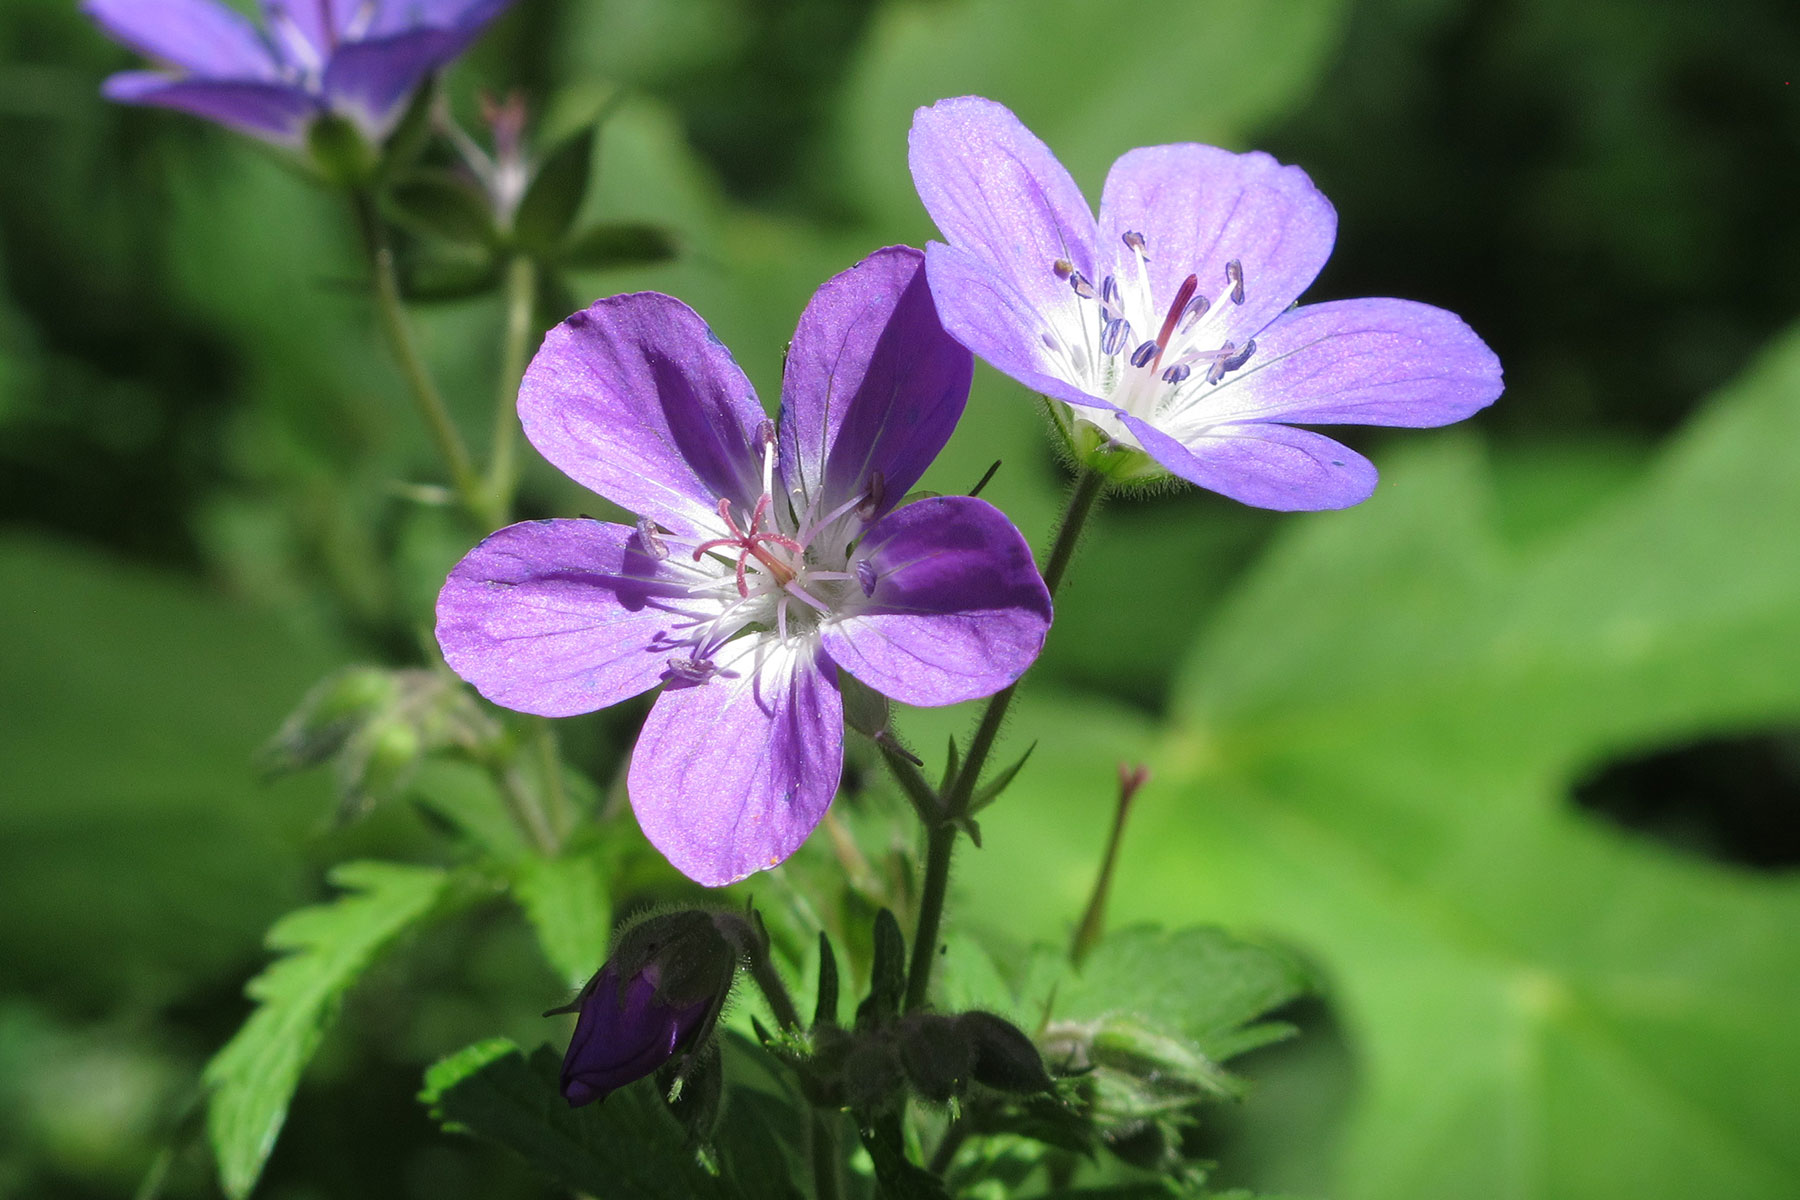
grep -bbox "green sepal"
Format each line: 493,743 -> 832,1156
388,169 -> 499,247
968,742 -> 1036,815
856,909 -> 907,1028
813,931 -> 840,1029
511,124 -> 595,254
558,220 -> 678,271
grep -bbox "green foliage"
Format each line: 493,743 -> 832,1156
205,861 -> 453,1198
423,1039 -> 805,1199
511,848 -> 614,990
947,324 -> 1800,1198
511,125 -> 597,254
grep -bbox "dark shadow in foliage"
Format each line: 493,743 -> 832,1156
1573,731 -> 1800,871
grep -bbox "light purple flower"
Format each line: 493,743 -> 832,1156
436,247 -> 1053,885
83,0 -> 513,145
909,96 -> 1504,511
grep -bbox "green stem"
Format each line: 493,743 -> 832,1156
350,190 -> 484,519
809,1112 -> 845,1200
497,760 -> 560,856
484,253 -> 538,522
532,717 -> 570,843
901,467 -> 1107,1012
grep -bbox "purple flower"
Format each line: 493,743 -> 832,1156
559,961 -> 713,1107
909,96 -> 1504,511
83,0 -> 513,145
435,246 -> 1053,885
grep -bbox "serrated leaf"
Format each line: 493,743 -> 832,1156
204,861 -> 451,1198
387,169 -> 498,247
512,125 -> 596,255
950,324 -> 1800,1198
558,220 -> 677,270
512,849 -> 613,989
425,1040 -> 803,1199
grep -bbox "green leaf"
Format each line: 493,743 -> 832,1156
949,323 -> 1800,1198
387,169 -> 498,247
558,220 -> 678,270
512,849 -> 613,989
205,861 -> 451,1199
424,1040 -> 804,1199
512,125 -> 596,255
968,741 -> 1038,815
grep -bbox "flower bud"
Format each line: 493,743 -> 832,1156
958,1011 -> 1055,1094
553,910 -> 743,1107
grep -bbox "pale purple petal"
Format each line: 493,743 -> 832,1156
1193,298 -> 1504,428
518,293 -> 767,541
1097,144 -> 1337,345
99,72 -> 318,143
822,496 -> 1051,707
910,97 -> 1097,340
1120,415 -> 1378,511
259,1 -> 329,64
84,0 -> 277,77
629,639 -> 843,886
777,246 -> 972,521
435,518 -> 719,718
322,27 -> 470,132
922,242 -> 1115,414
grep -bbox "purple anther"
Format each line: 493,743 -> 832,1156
1122,231 -> 1148,258
635,515 -> 669,560
666,656 -> 717,683
1161,363 -> 1191,384
1068,270 -> 1097,300
856,470 -> 887,521
1178,293 -> 1211,334
1225,260 -> 1245,305
1220,339 -> 1258,373
756,418 -> 778,448
856,561 -> 879,598
1205,341 -> 1238,385
1130,340 -> 1159,368
1100,274 -> 1120,308
1100,317 -> 1133,356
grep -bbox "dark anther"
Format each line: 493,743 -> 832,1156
1068,270 -> 1097,300
1052,258 -> 1074,279
855,561 -> 878,597
1221,339 -> 1257,373
1100,274 -> 1120,308
856,470 -> 887,520
1205,341 -> 1238,384
1130,340 -> 1159,368
1178,293 -> 1210,333
1225,259 -> 1245,305
636,515 -> 669,561
1161,363 -> 1191,384
1122,230 -> 1148,257
1101,317 -> 1132,356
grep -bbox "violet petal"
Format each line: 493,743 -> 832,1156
364,0 -> 510,37
909,96 -> 1097,334
1096,143 -> 1337,346
629,639 -> 842,887
435,518 -> 716,718
561,966 -> 709,1106
777,246 -> 972,522
518,293 -> 767,541
1120,414 -> 1379,512
1192,297 -> 1505,429
823,496 -> 1052,707
922,242 -> 1116,414
99,71 -> 318,143
83,0 -> 277,77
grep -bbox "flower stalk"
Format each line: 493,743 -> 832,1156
483,252 -> 538,522
902,464 -> 1107,1012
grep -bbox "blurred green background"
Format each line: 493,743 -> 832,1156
3,0 -> 1799,1196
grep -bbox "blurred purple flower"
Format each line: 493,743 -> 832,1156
558,961 -> 711,1107
909,96 -> 1504,510
83,0 -> 513,145
436,246 -> 1052,885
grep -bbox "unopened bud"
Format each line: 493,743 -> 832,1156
896,1014 -> 975,1103
958,1011 -> 1054,1094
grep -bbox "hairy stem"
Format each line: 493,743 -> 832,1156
350,191 -> 485,520
901,466 -> 1106,1012
484,253 -> 538,521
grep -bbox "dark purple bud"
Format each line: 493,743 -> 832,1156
1224,259 -> 1245,305
1122,230 -> 1149,258
958,1011 -> 1054,1094
558,963 -> 713,1106
1161,363 -> 1191,384
555,911 -> 744,1107
1068,270 -> 1097,300
1100,318 -> 1133,356
1130,341 -> 1159,369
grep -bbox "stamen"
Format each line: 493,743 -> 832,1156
856,561 -> 878,597
1225,259 -> 1245,305
1122,231 -> 1149,258
1220,339 -> 1257,373
1178,293 -> 1211,334
1205,341 -> 1238,385
635,515 -> 668,560
1130,341 -> 1158,369
1100,318 -> 1133,356
1161,364 -> 1191,384
1100,274 -> 1120,308
1052,259 -> 1074,280
1068,270 -> 1097,300
667,656 -> 717,682
856,470 -> 886,521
